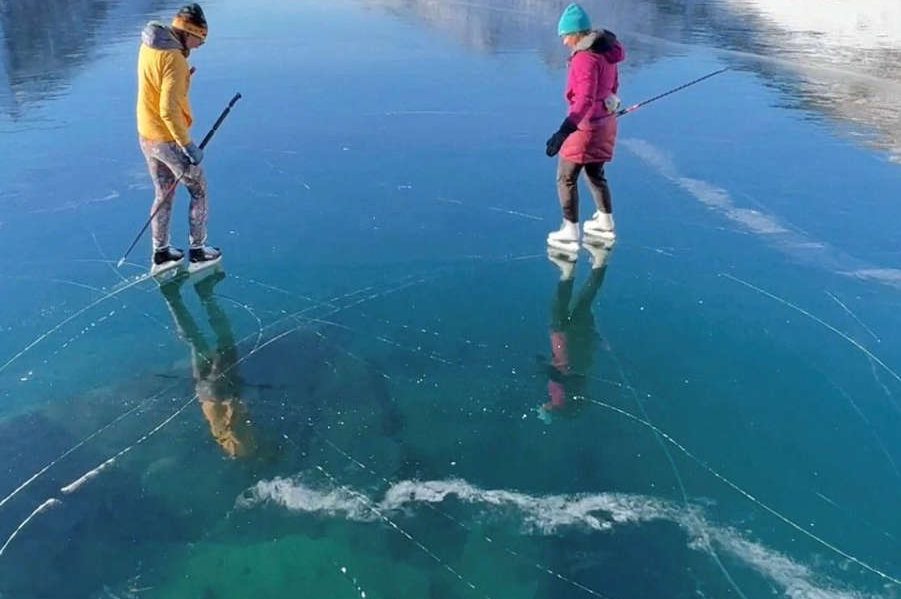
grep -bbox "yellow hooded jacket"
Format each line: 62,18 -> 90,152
137,22 -> 193,146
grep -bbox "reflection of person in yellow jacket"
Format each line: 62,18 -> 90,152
539,243 -> 612,423
160,270 -> 256,458
138,3 -> 221,272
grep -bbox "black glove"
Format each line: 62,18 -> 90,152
545,118 -> 578,157
180,141 -> 204,166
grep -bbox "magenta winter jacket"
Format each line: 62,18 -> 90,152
560,30 -> 626,164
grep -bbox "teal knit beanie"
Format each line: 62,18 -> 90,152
557,3 -> 591,37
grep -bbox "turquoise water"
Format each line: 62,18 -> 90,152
1,1 -> 899,597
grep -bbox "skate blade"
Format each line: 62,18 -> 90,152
546,238 -> 580,254
187,256 -> 223,278
150,259 -> 185,281
582,235 -> 616,250
546,246 -> 578,263
583,229 -> 616,244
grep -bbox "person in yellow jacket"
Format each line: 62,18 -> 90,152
137,3 -> 220,273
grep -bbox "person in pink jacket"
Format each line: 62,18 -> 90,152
546,3 -> 626,250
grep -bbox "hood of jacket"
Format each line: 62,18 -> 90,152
573,30 -> 625,64
141,21 -> 185,52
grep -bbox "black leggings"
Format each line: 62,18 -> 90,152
556,159 -> 613,222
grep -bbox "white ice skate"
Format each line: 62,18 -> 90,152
583,211 -> 615,241
547,220 -> 580,253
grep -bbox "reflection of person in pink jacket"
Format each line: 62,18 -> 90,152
539,245 -> 611,423
546,3 -> 626,249
159,270 -> 256,458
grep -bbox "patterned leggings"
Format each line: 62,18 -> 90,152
140,137 -> 209,251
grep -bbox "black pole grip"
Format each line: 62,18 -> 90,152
199,93 -> 242,149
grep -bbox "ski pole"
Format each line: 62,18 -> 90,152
116,92 -> 242,268
616,67 -> 729,117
